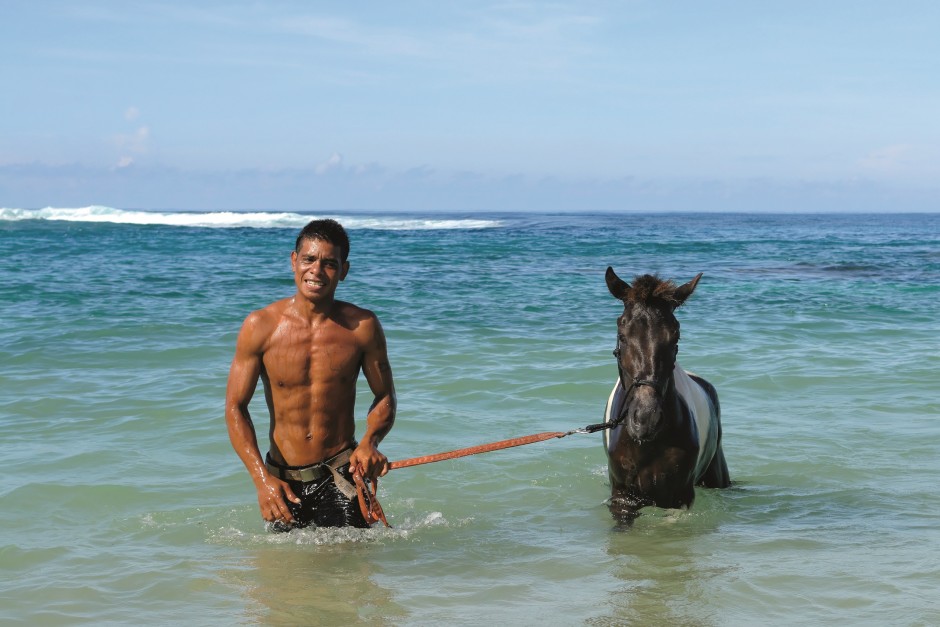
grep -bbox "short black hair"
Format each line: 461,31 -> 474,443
294,219 -> 350,261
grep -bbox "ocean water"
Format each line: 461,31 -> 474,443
1,207 -> 938,626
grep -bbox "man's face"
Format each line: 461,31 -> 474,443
290,238 -> 348,303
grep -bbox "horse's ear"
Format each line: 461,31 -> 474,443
673,273 -> 703,307
606,266 -> 630,300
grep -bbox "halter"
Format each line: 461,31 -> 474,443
612,339 -> 662,399
560,337 -> 668,435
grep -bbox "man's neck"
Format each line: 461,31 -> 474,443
291,294 -> 336,322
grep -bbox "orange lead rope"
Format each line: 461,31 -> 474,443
352,466 -> 391,527
388,431 -> 569,469
354,430 -> 578,528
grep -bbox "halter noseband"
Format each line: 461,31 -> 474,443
613,341 -> 663,398
574,339 -> 666,436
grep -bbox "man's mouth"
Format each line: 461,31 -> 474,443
305,279 -> 325,287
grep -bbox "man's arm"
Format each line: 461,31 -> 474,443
225,311 -> 300,524
349,314 -> 397,481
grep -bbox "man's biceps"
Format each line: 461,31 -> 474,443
374,358 -> 392,374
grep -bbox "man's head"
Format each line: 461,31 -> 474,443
295,219 -> 350,262
291,219 -> 351,304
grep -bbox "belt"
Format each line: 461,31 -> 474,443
265,448 -> 357,500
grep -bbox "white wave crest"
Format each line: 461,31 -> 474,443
0,206 -> 501,230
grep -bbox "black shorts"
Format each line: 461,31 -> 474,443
266,458 -> 370,531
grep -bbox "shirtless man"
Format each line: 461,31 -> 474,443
225,219 -> 395,529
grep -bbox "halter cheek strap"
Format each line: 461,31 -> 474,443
575,340 -> 666,434
613,341 -> 662,399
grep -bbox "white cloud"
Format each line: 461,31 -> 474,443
124,106 -> 140,121
115,156 -> 134,169
315,152 -> 343,175
114,125 -> 150,154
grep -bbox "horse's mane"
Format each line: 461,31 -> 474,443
629,274 -> 682,307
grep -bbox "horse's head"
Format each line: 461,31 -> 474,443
605,267 -> 702,442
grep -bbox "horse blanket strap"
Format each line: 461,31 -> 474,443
265,448 -> 358,501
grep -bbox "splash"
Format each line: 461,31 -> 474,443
208,510 -> 461,547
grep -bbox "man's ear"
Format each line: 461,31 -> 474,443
290,250 -> 298,272
340,261 -> 350,281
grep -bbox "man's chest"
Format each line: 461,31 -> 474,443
263,326 -> 362,385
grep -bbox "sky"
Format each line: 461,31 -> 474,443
2,1 -> 938,212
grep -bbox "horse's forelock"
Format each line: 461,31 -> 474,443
629,274 -> 681,307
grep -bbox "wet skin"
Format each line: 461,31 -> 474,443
225,238 -> 396,526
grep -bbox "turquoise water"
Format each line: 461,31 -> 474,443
1,208 -> 938,625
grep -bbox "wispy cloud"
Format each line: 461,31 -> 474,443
859,144 -> 912,172
5,160 -> 937,213
269,4 -> 604,81
315,152 -> 344,175
274,15 -> 429,57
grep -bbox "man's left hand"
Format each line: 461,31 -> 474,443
349,442 -> 389,482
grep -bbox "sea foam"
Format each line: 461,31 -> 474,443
0,205 -> 501,230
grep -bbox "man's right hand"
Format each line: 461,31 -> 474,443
255,475 -> 301,525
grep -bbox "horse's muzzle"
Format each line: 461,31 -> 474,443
624,393 -> 664,442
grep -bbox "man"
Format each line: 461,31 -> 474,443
225,219 -> 396,529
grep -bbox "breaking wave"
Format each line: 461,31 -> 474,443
0,205 -> 502,230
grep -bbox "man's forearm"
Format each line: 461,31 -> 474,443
363,393 -> 396,446
227,408 -> 269,483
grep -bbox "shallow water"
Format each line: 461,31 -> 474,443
1,209 -> 938,625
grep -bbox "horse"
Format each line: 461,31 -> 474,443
602,267 -> 730,524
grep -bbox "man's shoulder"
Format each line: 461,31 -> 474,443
249,297 -> 291,318
334,299 -> 376,319
243,298 -> 292,332
332,300 -> 378,326
332,301 -> 383,336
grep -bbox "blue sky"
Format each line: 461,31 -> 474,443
2,1 -> 938,212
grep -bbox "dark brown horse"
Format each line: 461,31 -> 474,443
603,268 -> 730,523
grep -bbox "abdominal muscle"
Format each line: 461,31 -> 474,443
258,302 -> 366,467
261,365 -> 360,467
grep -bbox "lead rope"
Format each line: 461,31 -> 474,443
358,421 -> 620,527
356,341 -> 644,526
351,465 -> 390,527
